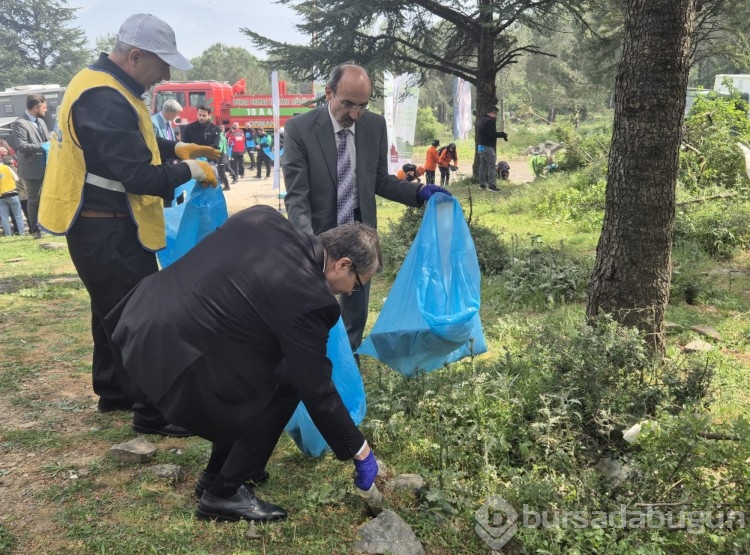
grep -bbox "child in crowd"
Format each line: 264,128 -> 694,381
0,148 -> 26,236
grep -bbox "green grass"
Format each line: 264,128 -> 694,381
1,157 -> 750,553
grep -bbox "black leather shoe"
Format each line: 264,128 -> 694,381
97,398 -> 133,413
196,485 -> 287,522
131,422 -> 194,437
193,470 -> 271,498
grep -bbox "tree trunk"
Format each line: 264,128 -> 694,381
586,0 -> 696,354
473,0 -> 497,181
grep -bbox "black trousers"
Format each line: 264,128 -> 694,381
66,216 -> 166,425
206,382 -> 299,483
425,170 -> 436,184
256,151 -> 271,177
439,167 -> 450,187
231,152 -> 245,177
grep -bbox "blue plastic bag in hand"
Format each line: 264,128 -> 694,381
357,193 -> 487,376
284,317 -> 367,457
156,181 -> 192,268
168,180 -> 228,266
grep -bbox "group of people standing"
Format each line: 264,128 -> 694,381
33,13 -> 451,526
0,94 -> 51,238
153,100 -> 275,191
419,105 -> 510,191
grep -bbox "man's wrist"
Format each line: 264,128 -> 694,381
354,441 -> 371,460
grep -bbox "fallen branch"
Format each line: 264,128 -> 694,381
676,192 -> 738,206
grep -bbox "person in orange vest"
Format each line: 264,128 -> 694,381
424,139 -> 440,184
396,163 -> 424,183
437,143 -> 458,187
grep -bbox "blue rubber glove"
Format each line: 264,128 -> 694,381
417,184 -> 452,202
353,450 -> 379,491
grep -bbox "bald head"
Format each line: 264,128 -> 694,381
325,64 -> 373,128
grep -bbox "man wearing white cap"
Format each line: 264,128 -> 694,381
39,14 -> 219,435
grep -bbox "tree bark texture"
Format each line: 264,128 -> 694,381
586,0 -> 696,353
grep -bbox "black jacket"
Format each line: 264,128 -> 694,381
108,206 -> 365,458
477,114 -> 506,149
182,121 -> 222,149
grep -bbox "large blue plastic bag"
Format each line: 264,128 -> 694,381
168,181 -> 228,266
284,317 -> 367,457
357,193 -> 487,376
156,181 -> 192,268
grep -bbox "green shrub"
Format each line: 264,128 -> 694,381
496,244 -> 592,308
379,205 -> 509,279
535,177 -> 606,232
414,106 -> 446,147
673,199 -> 750,259
680,89 -> 750,192
553,122 -> 611,172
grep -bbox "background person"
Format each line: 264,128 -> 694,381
282,62 -> 449,351
424,139 -> 440,184
227,122 -> 246,179
0,148 -> 25,237
182,105 -> 222,151
437,143 -> 458,187
108,206 -> 382,523
476,105 -> 508,192
38,13 -> 219,434
152,98 -> 181,141
254,127 -> 272,178
0,138 -> 27,228
244,123 -> 256,171
11,93 -> 49,238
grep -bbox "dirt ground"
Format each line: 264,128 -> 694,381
222,156 -> 535,215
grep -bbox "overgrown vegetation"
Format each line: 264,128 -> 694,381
2,119 -> 750,553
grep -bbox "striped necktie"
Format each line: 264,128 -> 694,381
336,129 -> 355,225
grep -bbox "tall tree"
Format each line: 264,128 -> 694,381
586,0 -> 696,353
241,0 -> 584,118
0,0 -> 89,88
185,44 -> 270,94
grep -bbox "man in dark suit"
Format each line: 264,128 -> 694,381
282,63 -> 449,351
12,93 -> 49,238
108,205 -> 381,522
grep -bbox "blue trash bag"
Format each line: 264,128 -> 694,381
156,180 -> 192,269
168,180 -> 228,266
357,193 -> 487,376
284,317 -> 367,457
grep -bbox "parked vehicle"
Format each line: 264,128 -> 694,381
151,80 -> 315,132
0,84 -> 64,139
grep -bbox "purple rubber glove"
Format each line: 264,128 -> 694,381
353,450 -> 379,491
417,184 -> 452,202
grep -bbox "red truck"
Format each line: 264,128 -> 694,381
150,80 -> 315,131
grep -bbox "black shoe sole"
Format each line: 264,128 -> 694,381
195,509 -> 287,523
131,424 -> 193,437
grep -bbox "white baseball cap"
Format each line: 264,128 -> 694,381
117,13 -> 192,71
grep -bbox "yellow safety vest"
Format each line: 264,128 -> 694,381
0,165 -> 17,195
39,67 -> 166,250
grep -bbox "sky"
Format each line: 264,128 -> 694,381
70,0 -> 309,60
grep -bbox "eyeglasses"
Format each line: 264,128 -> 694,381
350,262 -> 365,292
333,93 -> 369,113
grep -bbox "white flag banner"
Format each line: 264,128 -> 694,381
383,71 -> 420,174
271,71 -> 281,191
453,77 -> 473,140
